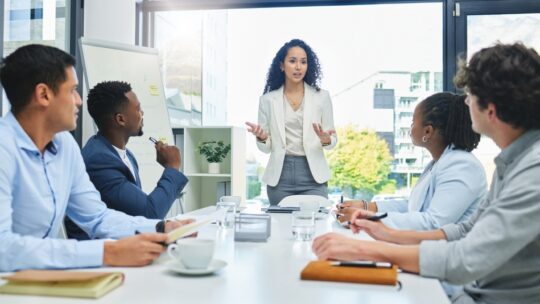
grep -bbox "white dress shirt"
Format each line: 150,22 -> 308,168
112,145 -> 137,182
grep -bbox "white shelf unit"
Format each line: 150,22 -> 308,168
174,126 -> 246,212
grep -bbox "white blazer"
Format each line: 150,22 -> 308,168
256,83 -> 337,186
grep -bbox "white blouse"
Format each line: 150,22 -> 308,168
284,96 -> 306,156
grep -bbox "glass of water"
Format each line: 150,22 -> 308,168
291,211 -> 315,241
216,202 -> 236,229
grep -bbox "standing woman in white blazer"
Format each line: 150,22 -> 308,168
246,39 -> 337,205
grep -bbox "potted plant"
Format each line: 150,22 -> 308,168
197,141 -> 231,174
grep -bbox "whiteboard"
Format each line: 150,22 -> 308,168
79,38 -> 174,194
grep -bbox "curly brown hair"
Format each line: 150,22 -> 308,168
454,42 -> 540,129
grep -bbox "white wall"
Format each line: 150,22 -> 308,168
84,0 -> 136,45
82,0 -> 136,144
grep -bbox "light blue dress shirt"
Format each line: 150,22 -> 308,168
377,146 -> 488,230
0,112 -> 158,272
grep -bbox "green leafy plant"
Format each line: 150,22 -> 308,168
197,141 -> 231,163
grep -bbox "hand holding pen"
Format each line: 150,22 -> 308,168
348,210 -> 396,243
149,137 -> 181,170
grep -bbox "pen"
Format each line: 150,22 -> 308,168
344,212 -> 388,226
330,261 -> 393,268
339,195 -> 344,209
365,212 -> 388,221
149,136 -> 158,144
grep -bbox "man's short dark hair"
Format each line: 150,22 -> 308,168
0,44 -> 76,115
454,42 -> 540,129
87,81 -> 133,130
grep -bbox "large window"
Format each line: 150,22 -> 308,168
461,10 -> 540,184
1,0 -> 69,115
151,2 -> 443,202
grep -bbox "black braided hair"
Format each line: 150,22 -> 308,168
420,92 -> 480,152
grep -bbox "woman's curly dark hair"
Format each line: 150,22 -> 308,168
263,39 -> 322,94
454,42 -> 540,129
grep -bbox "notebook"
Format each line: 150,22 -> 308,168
300,261 -> 398,286
167,218 -> 214,243
264,206 -> 330,214
264,206 -> 300,213
0,270 -> 124,299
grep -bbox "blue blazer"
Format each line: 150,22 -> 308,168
66,133 -> 188,240
376,146 -> 487,230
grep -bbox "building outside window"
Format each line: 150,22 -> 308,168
2,0 -> 69,116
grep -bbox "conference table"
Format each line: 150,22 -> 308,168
0,206 -> 450,304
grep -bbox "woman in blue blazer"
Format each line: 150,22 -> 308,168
246,39 -> 337,205
339,92 -> 487,230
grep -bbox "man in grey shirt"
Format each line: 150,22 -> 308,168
312,42 -> 540,304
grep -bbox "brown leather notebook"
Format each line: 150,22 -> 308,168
300,261 -> 398,286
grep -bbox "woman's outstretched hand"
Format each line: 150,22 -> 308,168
246,122 -> 269,142
312,123 -> 335,145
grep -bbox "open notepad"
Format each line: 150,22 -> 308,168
0,270 -> 124,299
166,209 -> 224,243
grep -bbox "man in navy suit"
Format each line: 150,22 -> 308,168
66,81 -> 188,240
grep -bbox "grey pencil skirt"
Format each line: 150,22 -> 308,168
267,155 -> 328,205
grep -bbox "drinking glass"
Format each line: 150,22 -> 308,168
216,202 -> 236,229
291,211 -> 315,241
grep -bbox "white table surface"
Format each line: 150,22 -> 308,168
0,206 -> 450,304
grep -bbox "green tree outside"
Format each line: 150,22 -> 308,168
247,179 -> 262,199
327,125 -> 394,199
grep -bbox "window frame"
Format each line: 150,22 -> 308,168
445,0 -> 540,91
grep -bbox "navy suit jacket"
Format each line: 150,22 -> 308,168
66,133 -> 188,240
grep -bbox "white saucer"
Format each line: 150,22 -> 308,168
167,259 -> 227,276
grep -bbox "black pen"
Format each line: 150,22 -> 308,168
149,136 -> 158,144
365,212 -> 388,221
330,261 -> 393,268
345,212 -> 388,226
338,195 -> 344,209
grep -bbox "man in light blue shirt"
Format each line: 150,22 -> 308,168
0,44 -> 191,272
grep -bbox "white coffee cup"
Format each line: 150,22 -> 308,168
299,201 -> 320,213
167,238 -> 215,269
219,195 -> 241,207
